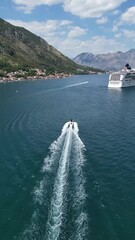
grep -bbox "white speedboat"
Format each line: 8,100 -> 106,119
108,64 -> 135,88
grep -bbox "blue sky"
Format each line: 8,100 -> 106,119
1,0 -> 135,58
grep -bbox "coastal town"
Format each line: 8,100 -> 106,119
0,68 -> 73,83
0,68 -> 100,83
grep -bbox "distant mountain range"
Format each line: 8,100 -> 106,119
73,49 -> 135,71
0,18 -> 102,74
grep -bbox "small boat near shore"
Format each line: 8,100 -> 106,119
108,64 -> 135,88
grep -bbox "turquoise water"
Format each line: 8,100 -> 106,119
0,74 -> 135,240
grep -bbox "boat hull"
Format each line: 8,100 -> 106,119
108,67 -> 135,88
108,80 -> 135,88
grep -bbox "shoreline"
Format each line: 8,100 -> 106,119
0,74 -> 73,83
0,72 -> 104,84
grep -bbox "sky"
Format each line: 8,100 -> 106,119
0,0 -> 135,58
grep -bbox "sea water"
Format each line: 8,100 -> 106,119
0,74 -> 135,240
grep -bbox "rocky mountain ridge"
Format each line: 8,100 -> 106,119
73,49 -> 135,71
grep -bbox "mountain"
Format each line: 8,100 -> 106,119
0,18 -> 102,75
73,49 -> 135,71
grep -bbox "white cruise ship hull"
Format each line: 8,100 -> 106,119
108,80 -> 135,88
108,67 -> 135,88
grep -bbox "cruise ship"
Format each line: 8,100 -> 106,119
108,64 -> 135,88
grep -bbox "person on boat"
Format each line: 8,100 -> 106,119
70,119 -> 74,129
68,119 -> 74,128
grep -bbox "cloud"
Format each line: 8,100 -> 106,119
84,36 -> 126,54
63,0 -> 126,18
6,19 -> 127,58
13,0 -> 126,17
7,19 -> 72,38
112,25 -> 119,32
111,9 -> 121,15
13,0 -> 63,13
96,16 -> 108,24
59,36 -> 127,58
122,29 -> 135,38
120,6 -> 135,24
112,6 -> 135,35
68,26 -> 87,38
7,19 -> 87,41
114,33 -> 122,38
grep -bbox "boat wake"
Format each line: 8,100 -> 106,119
60,81 -> 88,90
20,122 -> 88,240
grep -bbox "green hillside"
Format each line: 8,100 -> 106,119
0,18 -> 103,74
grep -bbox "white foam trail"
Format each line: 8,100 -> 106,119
45,126 -> 73,240
70,129 -> 88,240
62,81 -> 88,89
45,122 -> 88,240
42,127 -> 67,173
21,122 -> 88,240
34,122 -> 72,204
61,122 -> 70,133
50,81 -> 88,92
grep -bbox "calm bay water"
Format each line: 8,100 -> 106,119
0,74 -> 135,240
